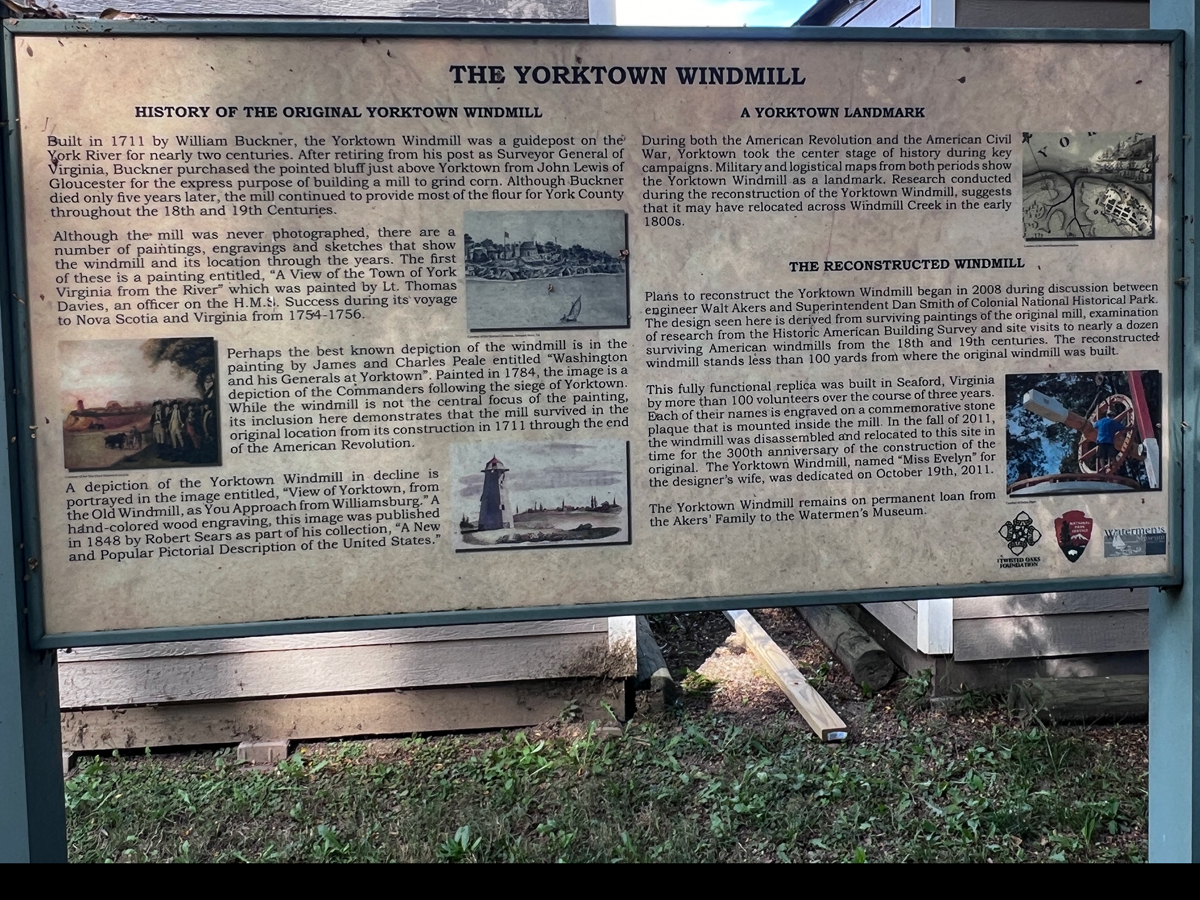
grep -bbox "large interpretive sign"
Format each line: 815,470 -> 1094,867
10,29 -> 1175,640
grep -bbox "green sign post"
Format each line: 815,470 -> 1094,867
1150,0 -> 1199,865
0,121 -> 65,860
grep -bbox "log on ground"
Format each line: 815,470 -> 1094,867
1008,674 -> 1148,723
799,604 -> 896,692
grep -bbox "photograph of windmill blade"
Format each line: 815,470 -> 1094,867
1005,369 -> 1162,497
59,337 -> 220,472
464,209 -> 629,332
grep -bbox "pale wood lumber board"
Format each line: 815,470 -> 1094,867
76,1 -> 589,19
61,679 -> 625,752
724,610 -> 847,742
1008,675 -> 1148,723
952,611 -> 1148,662
59,617 -> 607,662
952,588 -> 1150,620
60,630 -> 617,707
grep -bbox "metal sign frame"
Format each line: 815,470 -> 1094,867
0,16 -> 1194,862
0,19 -> 1184,650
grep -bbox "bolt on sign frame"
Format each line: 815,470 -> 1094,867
0,15 -> 1195,862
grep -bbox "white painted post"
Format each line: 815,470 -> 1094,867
916,598 -> 953,655
589,0 -> 617,25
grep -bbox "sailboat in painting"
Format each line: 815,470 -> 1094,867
560,295 -> 582,323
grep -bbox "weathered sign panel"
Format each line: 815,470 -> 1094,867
9,30 -> 1175,641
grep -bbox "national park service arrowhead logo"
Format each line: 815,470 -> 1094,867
999,511 -> 1041,555
1055,510 -> 1093,563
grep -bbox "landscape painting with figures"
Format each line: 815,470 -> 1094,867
464,209 -> 629,331
452,440 -> 631,552
60,337 -> 219,471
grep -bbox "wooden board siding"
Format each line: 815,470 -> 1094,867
952,610 -> 1148,662
954,0 -> 1148,27
953,588 -> 1149,620
60,618 -> 606,662
861,600 -> 919,650
60,680 -> 626,752
58,618 -> 632,709
865,589 -> 1148,662
80,1 -> 589,19
833,0 -> 922,26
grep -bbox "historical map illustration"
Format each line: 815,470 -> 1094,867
1022,132 -> 1154,241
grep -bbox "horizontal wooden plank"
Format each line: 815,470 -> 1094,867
59,618 -> 608,662
952,611 -> 1148,662
955,0 -> 1149,29
60,631 -> 617,707
61,680 -> 625,752
91,0 -> 590,19
860,600 -> 919,651
953,588 -> 1149,621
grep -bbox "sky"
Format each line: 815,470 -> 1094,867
464,209 -> 626,252
59,339 -> 200,412
452,440 -> 628,517
612,0 -> 816,26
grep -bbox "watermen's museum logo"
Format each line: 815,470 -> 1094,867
1104,526 -> 1167,558
1054,510 -> 1093,563
998,511 -> 1042,569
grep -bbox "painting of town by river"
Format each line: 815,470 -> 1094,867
60,337 -> 219,472
464,209 -> 629,332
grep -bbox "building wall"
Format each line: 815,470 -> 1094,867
799,0 -> 1149,27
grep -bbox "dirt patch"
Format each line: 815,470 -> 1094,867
643,607 -> 1148,751
645,608 -> 869,730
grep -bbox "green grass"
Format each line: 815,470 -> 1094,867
65,706 -> 1146,863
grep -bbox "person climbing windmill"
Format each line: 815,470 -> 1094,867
1093,409 -> 1122,472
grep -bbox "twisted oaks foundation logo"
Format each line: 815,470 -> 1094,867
1054,510 -> 1093,563
999,511 -> 1041,554
998,511 -> 1042,569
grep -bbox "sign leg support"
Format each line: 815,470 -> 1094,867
1150,588 -> 1199,861
0,588 -> 64,862
1151,0 -> 1200,864
0,68 -> 65,861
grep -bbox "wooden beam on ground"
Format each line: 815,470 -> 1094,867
723,610 -> 848,742
1009,674 -> 1148,723
635,616 -> 677,710
797,604 -> 895,691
